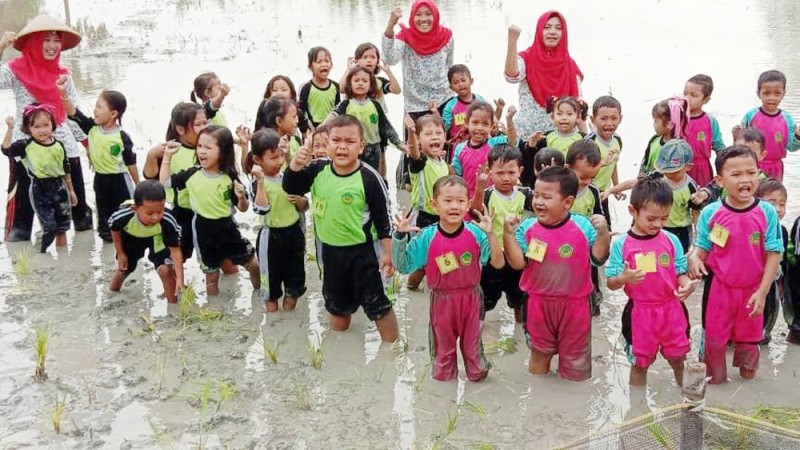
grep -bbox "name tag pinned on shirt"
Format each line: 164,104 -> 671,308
435,252 -> 460,275
312,199 -> 326,217
634,252 -> 657,274
526,239 -> 548,263
710,223 -> 730,248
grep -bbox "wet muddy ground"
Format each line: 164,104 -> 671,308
1,0 -> 800,448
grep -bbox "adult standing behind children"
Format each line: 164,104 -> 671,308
505,11 -> 585,187
383,0 -> 454,187
0,15 -> 92,241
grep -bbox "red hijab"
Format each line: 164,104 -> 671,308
519,11 -> 583,107
8,32 -> 70,124
396,0 -> 452,56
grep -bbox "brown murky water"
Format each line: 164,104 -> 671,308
1,0 -> 800,448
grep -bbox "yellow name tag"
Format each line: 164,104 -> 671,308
710,223 -> 730,248
526,239 -> 548,263
435,252 -> 460,275
312,199 -> 326,217
634,252 -> 657,274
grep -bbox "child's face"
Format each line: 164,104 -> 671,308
716,156 -> 759,206
312,132 -> 329,158
277,104 -> 299,135
196,133 -> 220,171
418,122 -> 445,158
205,78 -> 222,100
93,97 -> 117,126
256,149 -> 285,176
490,159 -> 522,194
683,82 -> 708,114
542,16 -> 563,48
449,72 -> 473,99
310,51 -> 332,80
629,201 -> 671,236
467,109 -> 493,144
178,111 -> 208,146
652,114 -> 671,138
734,138 -> 766,161
413,6 -> 434,33
431,183 -> 469,228
134,199 -> 166,227
591,106 -> 621,142
663,167 -> 689,184
269,79 -> 292,99
350,71 -> 371,97
357,48 -> 379,73
532,179 -> 573,225
569,158 -> 600,191
553,103 -> 578,133
761,190 -> 787,219
28,113 -> 54,142
327,124 -> 364,171
758,81 -> 785,113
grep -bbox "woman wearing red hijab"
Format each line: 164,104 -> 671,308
504,11 -> 585,187
0,15 -> 91,241
383,0 -> 454,188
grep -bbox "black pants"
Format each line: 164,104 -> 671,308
69,156 -> 93,231
481,259 -> 527,312
396,110 -> 432,190
257,222 -> 307,301
663,226 -> 691,253
30,177 -> 71,252
95,173 -> 134,239
172,206 -> 195,260
519,139 -> 537,188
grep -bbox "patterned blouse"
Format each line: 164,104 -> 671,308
382,35 -> 454,114
505,56 -> 582,143
0,64 -> 83,158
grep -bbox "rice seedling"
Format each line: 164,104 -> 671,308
216,380 -> 235,412
750,406 -> 800,431
442,410 -> 458,437
470,442 -> 497,450
147,418 -> 173,449
13,248 -> 34,275
51,393 -> 67,434
290,379 -> 312,411
464,400 -> 487,417
260,331 -> 288,364
485,337 -> 517,355
305,252 -> 316,262
34,325 -> 51,381
140,313 -> 155,334
156,353 -> 168,395
307,337 -> 324,369
413,366 -> 428,392
178,278 -> 198,321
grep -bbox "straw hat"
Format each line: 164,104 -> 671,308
13,14 -> 81,52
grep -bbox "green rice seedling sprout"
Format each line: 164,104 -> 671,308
485,337 -> 517,355
470,442 -> 497,450
260,331 -> 288,364
306,252 -> 316,262
178,278 -> 197,321
414,366 -> 428,392
156,353 -> 168,395
646,420 -> 676,450
34,325 -> 51,381
51,393 -> 67,434
290,379 -> 312,411
13,247 -> 34,275
140,313 -> 156,334
464,400 -> 487,417
751,406 -> 800,431
216,380 -> 235,412
442,410 -> 458,437
307,336 -> 324,369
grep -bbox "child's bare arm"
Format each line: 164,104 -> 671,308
2,116 -> 14,149
505,106 -> 517,146
748,252 -> 781,317
128,165 -> 140,185
63,173 -> 78,206
502,216 -> 525,270
590,215 -> 611,264
381,62 -> 402,95
169,246 -> 185,291
111,230 -> 128,271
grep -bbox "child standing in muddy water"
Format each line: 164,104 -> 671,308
393,175 -> 504,381
108,180 -> 184,303
605,174 -> 696,387
451,101 -> 508,201
2,108 -> 78,252
504,167 -> 610,381
284,115 -> 399,342
683,74 -> 725,187
160,125 -> 260,296
298,47 -> 340,134
191,71 -> 231,127
689,146 -> 783,384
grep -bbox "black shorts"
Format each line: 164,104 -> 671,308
360,144 -> 382,173
257,222 -> 307,301
413,210 -> 439,229
120,236 -> 170,274
663,226 -> 691,253
480,259 -> 527,311
171,205 -> 195,260
193,215 -> 255,272
321,241 -> 392,320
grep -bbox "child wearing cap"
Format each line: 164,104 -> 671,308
655,139 -> 701,252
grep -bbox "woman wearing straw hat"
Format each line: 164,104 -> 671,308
0,14 -> 92,242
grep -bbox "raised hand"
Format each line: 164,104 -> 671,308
5,116 -> 14,129
389,7 -> 402,26
250,164 -> 265,180
473,209 -> 494,235
691,189 -> 709,206
235,125 -> 252,144
404,114 -> 416,135
290,142 -> 312,170
527,131 -> 545,147
507,105 -> 517,121
233,180 -> 247,199
163,140 -> 181,157
508,25 -> 521,43
393,212 -> 420,234
220,83 -> 231,97
503,215 -> 520,235
55,74 -> 69,94
476,171 -> 490,189
0,31 -> 16,51
589,214 -> 609,234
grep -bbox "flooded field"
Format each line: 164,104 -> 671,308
1,0 -> 800,448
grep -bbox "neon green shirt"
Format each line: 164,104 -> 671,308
484,186 -> 534,249
168,145 -> 197,208
409,155 -> 449,215
5,138 -> 68,179
588,133 -> 622,191
252,174 -> 301,229
168,167 -> 237,219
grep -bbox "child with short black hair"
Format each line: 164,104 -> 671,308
58,80 -> 139,242
247,128 -> 308,313
738,70 -> 800,181
683,74 -> 725,187
586,96 -> 623,209
3,107 -> 78,252
653,139 -> 700,252
284,115 -> 399,342
471,144 -> 533,321
438,64 -> 485,146
108,180 -> 184,303
606,174 -> 696,386
504,166 -> 611,381
688,145 -> 783,384
452,100 -> 509,200
298,46 -> 340,133
393,175 -> 504,382
755,178 -> 790,345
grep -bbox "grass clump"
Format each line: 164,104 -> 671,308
51,393 -> 67,434
259,331 -> 288,364
485,337 -> 517,355
307,336 -> 324,369
178,279 -> 224,325
13,248 -> 34,275
34,325 -> 51,381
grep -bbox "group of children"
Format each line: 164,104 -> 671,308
4,29 -> 800,387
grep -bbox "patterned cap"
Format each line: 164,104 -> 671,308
655,139 -> 693,173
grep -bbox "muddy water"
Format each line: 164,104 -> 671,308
2,0 -> 800,448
